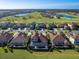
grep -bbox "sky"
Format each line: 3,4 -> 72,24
0,0 -> 79,9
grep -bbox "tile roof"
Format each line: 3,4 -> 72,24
52,34 -> 70,46
10,32 -> 28,44
31,32 -> 48,43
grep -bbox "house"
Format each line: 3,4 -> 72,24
0,32 -> 13,47
71,23 -> 79,30
41,11 -> 56,18
0,22 -> 15,29
73,34 -> 79,51
30,22 -> 36,30
0,23 -> 9,29
6,22 -> 15,28
58,23 -> 68,28
8,32 -> 29,48
51,33 -> 70,48
12,23 -> 19,29
58,23 -> 72,30
29,31 -> 49,50
48,23 -> 57,30
74,34 -> 79,46
25,24 -> 30,29
19,23 -> 27,29
0,23 -> 3,28
36,23 -> 46,30
67,32 -> 79,51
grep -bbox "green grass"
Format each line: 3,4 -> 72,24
1,18 -> 79,24
0,47 -> 79,59
0,12 -> 79,24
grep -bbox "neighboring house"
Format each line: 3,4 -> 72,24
41,11 -> 56,18
72,34 -> 79,51
0,32 -> 13,47
74,34 -> 79,46
58,23 -> 68,28
0,23 -> 3,28
48,24 -> 57,30
0,22 -> 15,29
29,32 -> 49,50
19,23 -> 27,29
71,23 -> 79,30
36,23 -> 46,30
12,23 -> 20,29
9,32 -> 29,48
30,22 -> 36,30
51,33 -> 70,48
0,23 -> 9,29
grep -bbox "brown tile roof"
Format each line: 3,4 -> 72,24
31,32 -> 48,43
11,32 -> 28,43
53,34 -> 66,41
52,34 -> 70,45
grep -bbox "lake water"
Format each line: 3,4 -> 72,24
63,15 -> 74,18
15,13 -> 74,19
15,13 -> 30,16
56,13 -> 74,19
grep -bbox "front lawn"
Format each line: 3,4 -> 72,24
0,47 -> 79,59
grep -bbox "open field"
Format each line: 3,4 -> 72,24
0,48 -> 79,59
0,17 -> 79,24
0,12 -> 79,24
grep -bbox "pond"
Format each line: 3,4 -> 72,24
63,15 -> 74,18
56,13 -> 74,19
15,13 -> 30,16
